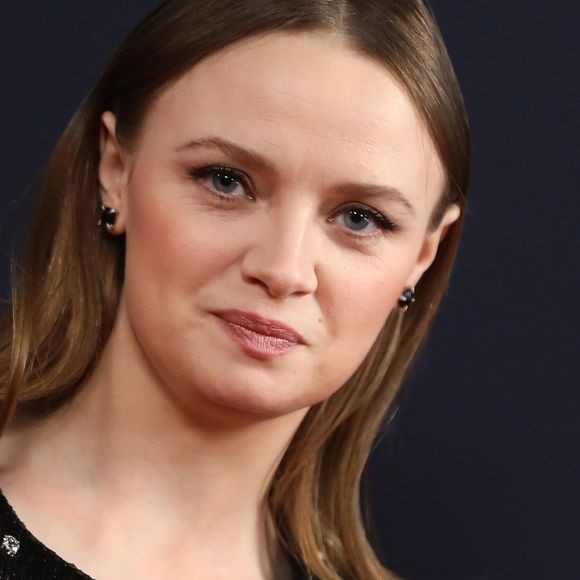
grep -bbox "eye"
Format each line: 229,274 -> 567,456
190,165 -> 253,200
331,204 -> 397,236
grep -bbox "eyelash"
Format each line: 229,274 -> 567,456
188,164 -> 399,237
190,164 -> 254,201
329,206 -> 397,234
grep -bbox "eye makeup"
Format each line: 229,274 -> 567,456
188,163 -> 402,238
329,203 -> 399,234
189,164 -> 254,200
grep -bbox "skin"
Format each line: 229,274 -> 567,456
0,31 -> 459,579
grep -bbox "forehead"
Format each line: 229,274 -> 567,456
141,31 -> 444,210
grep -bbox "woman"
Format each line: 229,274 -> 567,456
0,0 -> 469,578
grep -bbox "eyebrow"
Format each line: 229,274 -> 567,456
175,136 -> 416,217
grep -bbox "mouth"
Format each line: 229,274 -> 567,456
211,309 -> 306,360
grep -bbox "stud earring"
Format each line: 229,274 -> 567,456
98,205 -> 117,233
398,287 -> 416,311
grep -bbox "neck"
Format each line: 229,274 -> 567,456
2,310 -> 307,578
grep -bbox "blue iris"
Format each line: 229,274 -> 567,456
343,209 -> 371,231
212,171 -> 239,194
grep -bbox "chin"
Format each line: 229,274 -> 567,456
203,379 -> 315,421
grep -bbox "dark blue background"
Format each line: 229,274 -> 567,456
1,2 -> 579,578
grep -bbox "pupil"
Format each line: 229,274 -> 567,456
346,210 -> 369,231
213,172 -> 238,194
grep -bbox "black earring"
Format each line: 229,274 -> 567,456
398,287 -> 416,311
98,205 -> 117,233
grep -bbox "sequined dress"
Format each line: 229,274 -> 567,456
0,489 -> 309,579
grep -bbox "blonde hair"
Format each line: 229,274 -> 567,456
0,1 -> 470,578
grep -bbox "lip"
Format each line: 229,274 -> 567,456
211,309 -> 306,360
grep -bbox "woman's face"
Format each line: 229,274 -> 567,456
100,32 -> 459,420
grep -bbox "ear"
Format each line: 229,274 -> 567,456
99,111 -> 129,234
406,204 -> 461,288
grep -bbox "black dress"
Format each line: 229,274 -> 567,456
0,489 -> 309,579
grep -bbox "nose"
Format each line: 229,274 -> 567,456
240,207 -> 319,299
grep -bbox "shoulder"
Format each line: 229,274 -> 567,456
0,487 -> 93,580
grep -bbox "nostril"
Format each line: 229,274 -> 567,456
242,267 -> 315,299
240,255 -> 318,298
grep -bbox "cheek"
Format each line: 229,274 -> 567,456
314,251 -> 415,394
326,250 -> 412,336
123,173 -> 233,301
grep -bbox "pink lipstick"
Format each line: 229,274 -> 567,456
212,309 -> 305,360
